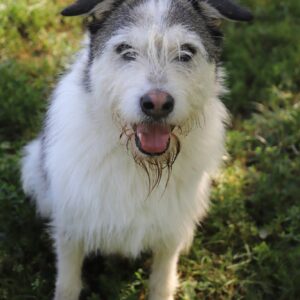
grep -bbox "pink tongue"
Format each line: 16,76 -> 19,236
136,124 -> 171,154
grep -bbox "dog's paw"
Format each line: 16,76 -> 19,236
54,287 -> 80,300
149,294 -> 174,300
149,297 -> 174,300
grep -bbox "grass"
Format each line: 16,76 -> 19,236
0,0 -> 299,299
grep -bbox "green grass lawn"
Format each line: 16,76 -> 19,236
0,0 -> 300,299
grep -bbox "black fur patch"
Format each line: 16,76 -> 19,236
167,0 -> 223,61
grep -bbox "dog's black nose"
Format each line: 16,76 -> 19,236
140,90 -> 174,119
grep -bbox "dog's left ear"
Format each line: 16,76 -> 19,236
200,0 -> 253,22
61,0 -> 110,16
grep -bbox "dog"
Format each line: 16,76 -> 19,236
21,0 -> 252,299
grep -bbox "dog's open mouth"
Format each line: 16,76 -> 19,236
134,123 -> 173,156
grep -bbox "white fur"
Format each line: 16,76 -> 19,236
21,1 -> 228,299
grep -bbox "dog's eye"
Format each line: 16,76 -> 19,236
175,44 -> 196,63
116,43 -> 137,61
122,51 -> 137,61
175,53 -> 193,62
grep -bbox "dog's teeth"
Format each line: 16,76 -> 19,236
138,133 -> 143,140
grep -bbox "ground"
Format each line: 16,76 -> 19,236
0,0 -> 299,299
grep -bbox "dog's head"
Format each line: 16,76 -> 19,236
62,0 -> 252,187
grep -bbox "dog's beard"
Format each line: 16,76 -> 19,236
120,125 -> 180,193
115,112 -> 201,192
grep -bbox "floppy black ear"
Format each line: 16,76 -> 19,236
202,0 -> 253,22
61,0 -> 104,16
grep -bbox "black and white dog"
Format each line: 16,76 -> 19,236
21,1 -> 252,299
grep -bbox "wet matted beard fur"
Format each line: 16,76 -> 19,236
116,110 -> 202,192
120,123 -> 181,192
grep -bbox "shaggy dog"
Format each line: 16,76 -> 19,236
21,0 -> 252,299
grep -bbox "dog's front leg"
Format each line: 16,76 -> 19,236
149,247 -> 181,300
54,234 -> 84,300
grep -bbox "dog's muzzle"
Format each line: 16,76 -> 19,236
135,90 -> 175,156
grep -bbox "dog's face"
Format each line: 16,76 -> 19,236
90,1 -> 218,158
62,0 -> 252,182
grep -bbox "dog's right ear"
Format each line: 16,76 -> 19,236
61,0 -> 110,17
201,0 -> 253,22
